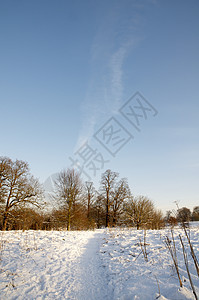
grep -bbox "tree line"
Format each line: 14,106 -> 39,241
0,156 -> 198,230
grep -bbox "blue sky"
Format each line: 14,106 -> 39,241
0,0 -> 199,212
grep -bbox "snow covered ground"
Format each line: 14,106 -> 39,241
0,225 -> 198,299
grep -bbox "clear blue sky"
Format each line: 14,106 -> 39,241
1,0 -> 199,212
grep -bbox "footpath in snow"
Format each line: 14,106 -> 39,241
0,226 -> 199,299
0,230 -> 111,300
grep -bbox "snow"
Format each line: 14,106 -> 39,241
0,225 -> 198,299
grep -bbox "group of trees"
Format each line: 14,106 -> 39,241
0,156 -> 197,231
0,157 -> 43,230
166,206 -> 199,226
44,168 -> 164,230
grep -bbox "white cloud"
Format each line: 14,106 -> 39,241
74,1 -> 145,151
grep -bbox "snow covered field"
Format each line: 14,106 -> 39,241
0,226 -> 198,300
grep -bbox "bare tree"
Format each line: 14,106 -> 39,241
192,206 -> 199,221
177,207 -> 191,224
100,169 -> 118,227
5,207 -> 44,230
93,193 -> 105,229
125,195 -> 155,229
54,168 -> 82,230
151,209 -> 164,229
165,210 -> 178,227
85,181 -> 95,219
84,181 -> 96,229
111,178 -> 130,226
0,156 -> 43,230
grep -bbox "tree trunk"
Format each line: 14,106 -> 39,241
106,204 -> 110,227
67,202 -> 72,231
87,193 -> 90,219
67,213 -> 70,231
105,190 -> 110,227
2,211 -> 8,231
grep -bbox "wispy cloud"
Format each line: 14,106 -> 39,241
75,1 -> 149,151
108,41 -> 135,113
110,47 -> 126,109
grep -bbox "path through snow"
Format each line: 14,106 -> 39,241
0,230 -> 111,300
69,231 -> 111,300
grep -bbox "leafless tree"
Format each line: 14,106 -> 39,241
165,210 -> 178,227
84,181 -> 96,229
54,168 -> 82,230
177,207 -> 191,224
125,195 -> 155,229
151,209 -> 165,229
5,207 -> 44,230
111,178 -> 131,226
100,169 -> 119,227
85,181 -> 95,219
93,193 -> 105,228
192,206 -> 199,221
0,156 -> 43,230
